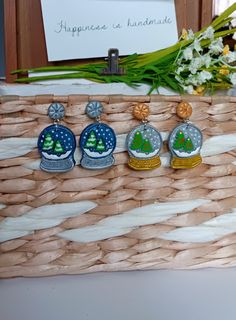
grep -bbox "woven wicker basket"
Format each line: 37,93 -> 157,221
0,94 -> 236,278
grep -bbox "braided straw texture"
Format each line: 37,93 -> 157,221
0,94 -> 236,278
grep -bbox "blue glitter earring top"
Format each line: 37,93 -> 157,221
79,101 -> 116,169
38,103 -> 76,173
48,102 -> 65,120
86,101 -> 103,119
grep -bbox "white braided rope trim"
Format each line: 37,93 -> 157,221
160,209 -> 236,243
2,199 -> 236,244
0,199 -> 209,243
0,138 -> 37,160
0,201 -> 96,242
58,199 -> 210,243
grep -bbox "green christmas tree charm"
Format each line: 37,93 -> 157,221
54,140 -> 64,153
96,139 -> 105,152
85,130 -> 97,148
42,133 -> 54,151
126,122 -> 163,171
141,139 -> 153,153
184,137 -> 194,152
130,131 -> 143,150
169,101 -> 203,169
173,130 -> 185,150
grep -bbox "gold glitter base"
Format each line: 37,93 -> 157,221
128,156 -> 161,171
171,155 -> 202,169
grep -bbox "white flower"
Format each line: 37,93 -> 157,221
182,85 -> 194,94
229,73 -> 236,85
189,57 -> 204,74
202,54 -> 212,68
176,66 -> 185,74
185,71 -> 212,86
187,29 -> 194,40
201,26 -> 215,40
209,37 -> 224,55
222,51 -> 236,63
193,39 -> 202,52
198,70 -> 212,83
183,47 -> 193,60
175,74 -> 184,84
186,74 -> 200,86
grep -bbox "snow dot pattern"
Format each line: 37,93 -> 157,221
169,123 -> 203,158
126,124 -> 162,170
79,122 -> 116,169
168,122 -> 203,169
127,124 -> 162,159
38,124 -> 76,172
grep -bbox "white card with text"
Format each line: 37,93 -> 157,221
41,0 -> 178,61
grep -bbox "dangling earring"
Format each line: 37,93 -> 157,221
38,103 -> 76,172
79,101 -> 116,169
168,101 -> 203,169
126,103 -> 163,170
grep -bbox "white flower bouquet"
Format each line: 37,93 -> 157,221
13,3 -> 236,95
175,25 -> 236,95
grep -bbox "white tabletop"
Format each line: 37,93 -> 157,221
1,269 -> 236,320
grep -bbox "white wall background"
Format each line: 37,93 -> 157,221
214,0 -> 236,17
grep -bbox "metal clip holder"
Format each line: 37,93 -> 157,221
102,48 -> 125,75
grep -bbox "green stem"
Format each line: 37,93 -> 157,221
15,72 -> 105,83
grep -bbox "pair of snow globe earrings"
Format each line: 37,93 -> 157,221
38,101 -> 116,172
38,101 -> 202,173
126,102 -> 203,170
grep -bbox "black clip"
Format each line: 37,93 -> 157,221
102,48 -> 125,75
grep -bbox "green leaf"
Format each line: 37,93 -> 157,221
161,75 -> 180,91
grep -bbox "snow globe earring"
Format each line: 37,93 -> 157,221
37,102 -> 76,172
79,101 -> 116,169
168,101 -> 203,169
126,103 -> 163,170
